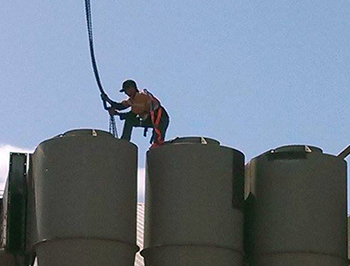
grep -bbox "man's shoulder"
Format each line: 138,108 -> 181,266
136,91 -> 151,100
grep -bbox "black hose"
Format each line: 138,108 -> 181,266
84,0 -> 118,137
84,0 -> 105,96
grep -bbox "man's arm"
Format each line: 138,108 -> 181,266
101,93 -> 130,111
110,100 -> 129,111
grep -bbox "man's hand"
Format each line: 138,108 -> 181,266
118,112 -> 127,120
100,93 -> 110,102
108,107 -> 117,116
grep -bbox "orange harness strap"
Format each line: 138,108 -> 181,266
150,107 -> 164,146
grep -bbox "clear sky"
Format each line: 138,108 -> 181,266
1,1 -> 350,202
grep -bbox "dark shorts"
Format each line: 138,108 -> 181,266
120,107 -> 169,144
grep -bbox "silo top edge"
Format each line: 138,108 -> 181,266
148,136 -> 245,157
56,129 -> 113,138
36,129 -> 137,149
162,136 -> 220,145
252,144 -> 324,160
272,145 -> 323,154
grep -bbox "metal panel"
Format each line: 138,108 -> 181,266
245,145 -> 348,266
30,129 -> 139,266
25,154 -> 39,265
1,153 -> 27,255
142,137 -> 244,266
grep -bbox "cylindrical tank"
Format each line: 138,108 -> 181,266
245,145 -> 348,266
30,129 -> 139,266
141,137 -> 244,266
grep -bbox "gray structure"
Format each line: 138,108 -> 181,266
348,217 -> 350,261
142,137 -> 244,266
135,204 -> 145,266
0,153 -> 28,266
245,145 -> 348,266
27,129 -> 139,266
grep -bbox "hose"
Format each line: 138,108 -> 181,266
84,0 -> 118,137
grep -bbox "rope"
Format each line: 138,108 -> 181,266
84,0 -> 118,138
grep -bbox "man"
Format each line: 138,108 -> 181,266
101,80 -> 169,146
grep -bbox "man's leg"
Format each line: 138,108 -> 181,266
159,108 -> 170,141
140,118 -> 154,143
150,107 -> 170,145
120,112 -> 140,141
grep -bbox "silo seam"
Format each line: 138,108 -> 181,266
141,244 -> 243,255
31,236 -> 140,252
257,250 -> 349,264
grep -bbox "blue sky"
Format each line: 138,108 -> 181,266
1,1 -> 350,201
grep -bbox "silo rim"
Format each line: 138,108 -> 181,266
36,129 -> 137,150
164,136 -> 220,145
147,136 -> 244,157
271,145 -> 323,154
56,129 -> 114,138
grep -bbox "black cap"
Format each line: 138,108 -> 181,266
120,79 -> 137,92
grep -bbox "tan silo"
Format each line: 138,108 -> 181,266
141,137 -> 244,266
245,145 -> 348,266
29,129 -> 139,266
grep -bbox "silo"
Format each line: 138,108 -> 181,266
245,145 -> 348,266
141,137 -> 244,266
0,249 -> 16,266
30,129 -> 139,266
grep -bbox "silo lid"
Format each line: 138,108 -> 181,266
272,145 -> 323,154
55,129 -> 114,138
166,136 -> 220,145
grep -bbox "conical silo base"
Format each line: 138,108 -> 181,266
256,253 -> 348,266
36,239 -> 138,266
141,246 -> 242,266
0,249 -> 16,266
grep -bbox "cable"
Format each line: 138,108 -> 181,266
84,0 -> 118,137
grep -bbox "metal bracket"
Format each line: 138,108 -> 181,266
304,145 -> 312,153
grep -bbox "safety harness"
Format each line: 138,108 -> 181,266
144,89 -> 164,146
150,107 -> 163,145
